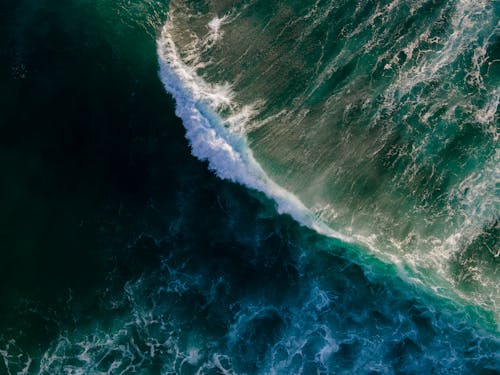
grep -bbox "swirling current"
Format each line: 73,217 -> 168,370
0,0 -> 499,374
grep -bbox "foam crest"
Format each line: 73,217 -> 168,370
157,21 -> 352,244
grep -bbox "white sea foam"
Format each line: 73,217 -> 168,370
385,0 -> 494,99
157,21 -> 352,244
207,15 -> 228,42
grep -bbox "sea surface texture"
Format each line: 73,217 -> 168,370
1,0 -> 499,374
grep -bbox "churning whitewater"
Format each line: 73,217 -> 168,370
158,0 -> 499,318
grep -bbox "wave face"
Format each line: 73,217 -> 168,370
158,0 -> 499,316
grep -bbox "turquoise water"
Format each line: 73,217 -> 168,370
1,0 -> 499,373
159,0 -> 500,313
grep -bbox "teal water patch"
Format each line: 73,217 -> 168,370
159,0 -> 499,317
2,188 -> 499,374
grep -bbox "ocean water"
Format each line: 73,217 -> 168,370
1,0 -> 499,374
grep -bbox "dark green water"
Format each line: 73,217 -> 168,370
0,0 -> 499,374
